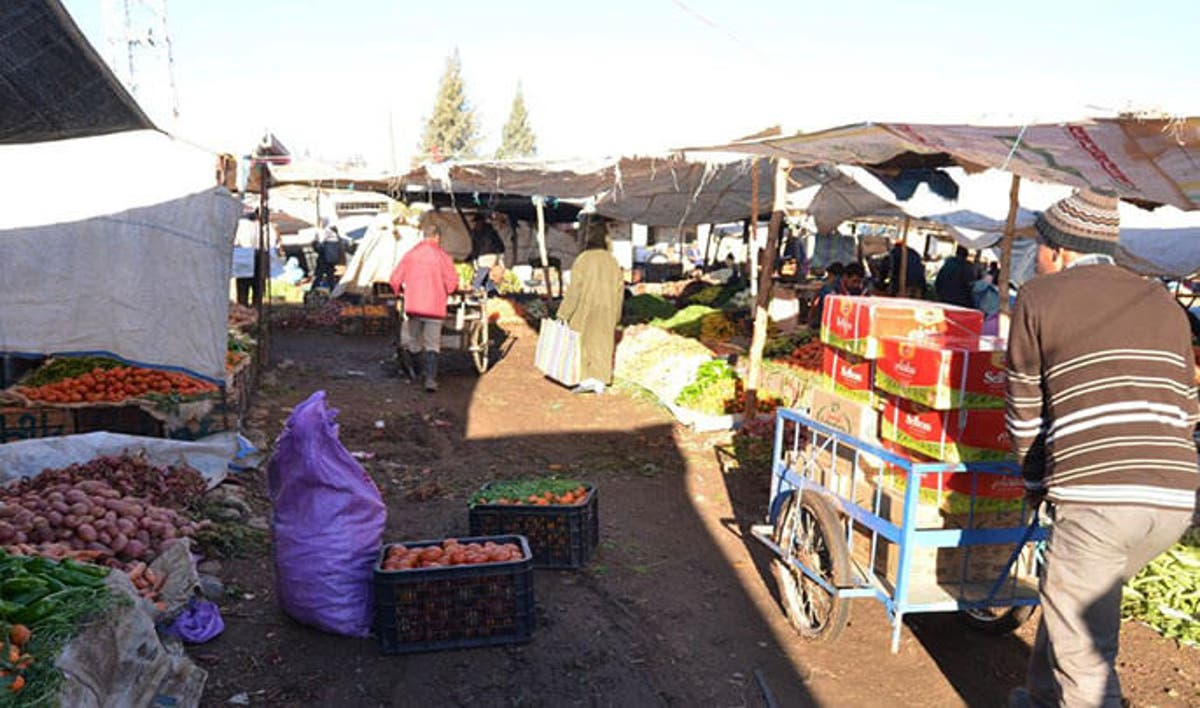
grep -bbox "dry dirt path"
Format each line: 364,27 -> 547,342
194,318 -> 1197,707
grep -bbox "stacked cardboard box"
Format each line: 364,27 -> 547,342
806,296 -> 1032,588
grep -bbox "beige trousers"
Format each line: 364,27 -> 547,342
1026,502 -> 1192,707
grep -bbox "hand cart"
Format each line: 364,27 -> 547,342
392,290 -> 491,374
750,407 -> 1046,652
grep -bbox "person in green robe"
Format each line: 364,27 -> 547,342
557,219 -> 625,394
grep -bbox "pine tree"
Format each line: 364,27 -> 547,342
416,49 -> 480,163
495,83 -> 537,159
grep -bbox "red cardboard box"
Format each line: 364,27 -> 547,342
879,394 -> 1010,463
876,440 -> 1024,514
821,346 -> 875,405
820,296 -> 983,359
875,335 -> 1007,410
810,386 -> 880,445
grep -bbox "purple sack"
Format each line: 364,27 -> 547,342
268,391 -> 386,637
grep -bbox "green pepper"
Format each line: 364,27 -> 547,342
47,562 -> 107,588
0,577 -> 52,605
9,587 -> 91,625
0,598 -> 24,621
60,558 -> 110,578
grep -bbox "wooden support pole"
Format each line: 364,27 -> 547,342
534,197 -> 553,299
997,174 -> 1021,317
897,215 -> 911,297
749,159 -> 760,297
745,158 -> 790,421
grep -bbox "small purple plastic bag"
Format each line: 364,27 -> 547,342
166,599 -> 224,644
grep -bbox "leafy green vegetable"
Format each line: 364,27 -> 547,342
675,360 -> 738,414
21,357 -> 122,387
471,479 -> 590,506
622,294 -> 676,324
649,305 -> 719,338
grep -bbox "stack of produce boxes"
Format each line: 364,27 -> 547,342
815,296 -> 1032,587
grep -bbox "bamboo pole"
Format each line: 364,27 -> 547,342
745,158 -> 790,421
997,174 -> 1021,317
749,158 -> 760,297
896,215 -> 911,297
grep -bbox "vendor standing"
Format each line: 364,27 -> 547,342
468,212 -> 506,295
1006,189 -> 1198,708
390,219 -> 459,392
808,262 -> 865,327
558,219 -> 624,394
933,245 -> 976,308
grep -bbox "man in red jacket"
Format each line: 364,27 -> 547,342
390,220 -> 460,392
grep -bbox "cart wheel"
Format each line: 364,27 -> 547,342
469,318 -> 489,374
772,493 -> 850,641
959,605 -> 1034,635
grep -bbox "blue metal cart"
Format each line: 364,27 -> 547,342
750,407 -> 1047,652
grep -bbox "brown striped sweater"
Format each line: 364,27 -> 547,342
1006,262 -> 1199,510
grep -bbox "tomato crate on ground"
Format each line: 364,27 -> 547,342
373,535 -> 535,654
468,484 -> 599,569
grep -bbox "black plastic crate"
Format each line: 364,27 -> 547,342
373,535 -> 535,654
468,484 -> 599,569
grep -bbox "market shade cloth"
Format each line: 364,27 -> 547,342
402,156 -> 824,226
792,166 -> 1200,278
687,118 -> 1200,211
0,0 -> 154,144
0,131 -> 239,382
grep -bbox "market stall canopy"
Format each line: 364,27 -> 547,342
686,118 -> 1200,211
0,130 -> 239,382
402,155 -> 819,226
793,165 -> 1200,279
265,160 -> 395,193
0,0 -> 155,144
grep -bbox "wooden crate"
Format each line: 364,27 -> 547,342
0,405 -> 74,444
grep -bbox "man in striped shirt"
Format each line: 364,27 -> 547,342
1007,189 -> 1198,708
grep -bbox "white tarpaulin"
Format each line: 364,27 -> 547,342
793,166 -> 1200,277
0,131 -> 238,381
689,117 -> 1200,211
333,216 -> 422,297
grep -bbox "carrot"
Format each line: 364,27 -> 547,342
9,625 -> 30,648
9,675 -> 25,693
6,644 -> 18,663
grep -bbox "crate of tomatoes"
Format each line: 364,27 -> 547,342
373,535 -> 535,654
468,479 -> 599,569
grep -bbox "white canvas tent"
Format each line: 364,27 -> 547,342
0,130 -> 239,382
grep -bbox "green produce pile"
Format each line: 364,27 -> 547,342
622,294 -> 676,324
0,552 -> 116,705
681,284 -> 744,308
763,329 -> 815,360
470,479 -> 589,506
1122,527 -> 1200,646
650,305 -> 719,338
675,359 -> 737,415
20,357 -> 121,388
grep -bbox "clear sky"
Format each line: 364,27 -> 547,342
61,0 -> 1200,169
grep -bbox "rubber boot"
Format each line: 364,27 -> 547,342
422,351 -> 439,392
398,348 -> 418,382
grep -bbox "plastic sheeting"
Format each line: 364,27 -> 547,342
333,218 -> 422,297
0,431 -> 246,488
0,186 -> 239,382
404,155 -> 824,227
690,117 -> 1200,211
0,0 -> 153,144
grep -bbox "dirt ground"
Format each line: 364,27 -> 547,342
193,313 -> 1199,708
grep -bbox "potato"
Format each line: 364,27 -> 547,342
64,514 -> 79,528
116,518 -> 136,535
98,531 -> 113,545
76,524 -> 97,542
124,540 -> 147,558
65,489 -> 89,504
47,510 -> 64,526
